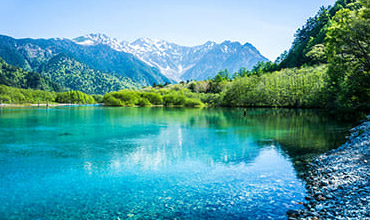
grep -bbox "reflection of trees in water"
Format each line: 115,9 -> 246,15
180,108 -> 353,175
112,108 -> 353,171
5,107 -> 351,172
182,108 -> 352,153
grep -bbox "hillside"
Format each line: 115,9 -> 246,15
39,53 -> 139,94
0,57 -> 61,92
0,35 -> 172,88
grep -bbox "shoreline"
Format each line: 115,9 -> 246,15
288,116 -> 370,219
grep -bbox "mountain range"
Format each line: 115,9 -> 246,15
0,33 -> 268,94
0,34 -> 169,89
74,34 -> 268,81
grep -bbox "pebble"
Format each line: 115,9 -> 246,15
290,116 -> 370,219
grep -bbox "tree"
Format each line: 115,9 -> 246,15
326,0 -> 370,111
305,44 -> 327,64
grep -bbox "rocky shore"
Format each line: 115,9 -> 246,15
288,116 -> 370,220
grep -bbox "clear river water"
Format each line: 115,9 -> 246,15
0,107 -> 353,219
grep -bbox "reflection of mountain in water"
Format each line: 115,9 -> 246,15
2,107 -> 352,174
96,107 -> 352,172
115,124 -> 263,170
1,106 -> 354,219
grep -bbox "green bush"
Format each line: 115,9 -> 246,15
55,91 -> 96,104
141,92 -> 163,105
92,94 -> 104,103
111,90 -> 140,105
162,93 -> 187,106
184,98 -> 203,107
138,98 -> 152,106
103,94 -> 122,106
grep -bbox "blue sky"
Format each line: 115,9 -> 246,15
0,0 -> 336,60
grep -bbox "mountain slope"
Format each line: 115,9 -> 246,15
0,34 -> 172,88
0,57 -> 62,91
39,53 -> 139,94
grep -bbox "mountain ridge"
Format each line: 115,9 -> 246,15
0,33 -> 268,90
73,33 -> 269,81
0,34 -> 172,90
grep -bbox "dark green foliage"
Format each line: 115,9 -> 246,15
0,57 -> 62,91
55,91 -> 96,104
39,54 -> 138,94
279,0 -> 361,68
91,94 -> 104,103
326,0 -> 370,112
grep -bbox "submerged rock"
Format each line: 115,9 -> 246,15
287,209 -> 300,218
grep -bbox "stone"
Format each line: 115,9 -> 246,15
286,209 -> 299,218
295,117 -> 370,219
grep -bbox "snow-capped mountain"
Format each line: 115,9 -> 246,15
74,33 -> 126,50
73,33 -> 268,81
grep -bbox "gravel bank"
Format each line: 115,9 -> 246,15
288,116 -> 370,220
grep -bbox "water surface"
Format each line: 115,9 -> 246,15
0,107 -> 352,219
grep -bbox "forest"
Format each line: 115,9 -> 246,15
0,0 -> 369,115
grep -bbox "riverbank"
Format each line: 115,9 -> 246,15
288,116 -> 370,219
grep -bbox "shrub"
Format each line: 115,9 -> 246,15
92,94 -> 104,103
162,93 -> 187,106
184,98 -> 203,107
111,90 -> 140,105
55,91 -> 96,104
103,94 -> 122,106
141,92 -> 163,105
138,98 -> 152,106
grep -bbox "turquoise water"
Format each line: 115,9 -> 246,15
0,107 -> 352,219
